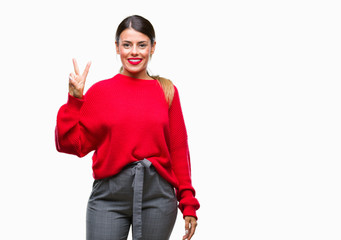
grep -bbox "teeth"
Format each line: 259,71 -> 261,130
129,59 -> 141,62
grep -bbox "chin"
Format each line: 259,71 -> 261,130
124,66 -> 147,75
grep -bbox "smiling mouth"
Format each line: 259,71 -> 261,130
128,58 -> 142,65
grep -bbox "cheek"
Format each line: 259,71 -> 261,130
141,49 -> 152,59
119,47 -> 128,57
118,47 -> 151,60
145,48 -> 152,56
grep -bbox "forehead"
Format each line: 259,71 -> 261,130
119,28 -> 150,42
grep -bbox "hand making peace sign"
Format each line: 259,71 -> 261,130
69,58 -> 92,99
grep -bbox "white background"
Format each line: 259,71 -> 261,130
1,0 -> 340,239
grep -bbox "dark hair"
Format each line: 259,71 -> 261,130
115,15 -> 155,44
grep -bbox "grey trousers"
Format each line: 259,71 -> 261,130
86,159 -> 178,240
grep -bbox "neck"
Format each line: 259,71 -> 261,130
121,69 -> 154,80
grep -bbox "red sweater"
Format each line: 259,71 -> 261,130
55,73 -> 199,218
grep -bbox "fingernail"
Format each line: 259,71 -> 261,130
185,230 -> 189,235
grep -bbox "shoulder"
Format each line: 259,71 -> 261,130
90,77 -> 115,90
153,75 -> 175,87
85,76 -> 116,96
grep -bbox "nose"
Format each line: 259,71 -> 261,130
131,44 -> 138,56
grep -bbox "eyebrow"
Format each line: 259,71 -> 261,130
122,40 -> 148,44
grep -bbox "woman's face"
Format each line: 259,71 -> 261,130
116,28 -> 156,79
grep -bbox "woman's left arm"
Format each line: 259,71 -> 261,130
168,85 -> 200,236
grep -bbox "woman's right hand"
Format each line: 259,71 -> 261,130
69,58 -> 91,99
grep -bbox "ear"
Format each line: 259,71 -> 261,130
115,41 -> 120,54
150,41 -> 156,55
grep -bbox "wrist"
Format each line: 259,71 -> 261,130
182,206 -> 198,220
68,90 -> 82,99
67,93 -> 85,111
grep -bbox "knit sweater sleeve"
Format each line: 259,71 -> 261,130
169,85 -> 200,219
55,88 -> 99,157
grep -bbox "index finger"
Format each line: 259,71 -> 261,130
72,58 -> 80,75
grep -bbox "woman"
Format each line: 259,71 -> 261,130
55,15 -> 199,240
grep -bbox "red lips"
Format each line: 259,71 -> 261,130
128,58 -> 142,65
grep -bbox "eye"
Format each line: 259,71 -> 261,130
139,44 -> 147,48
122,43 -> 131,48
